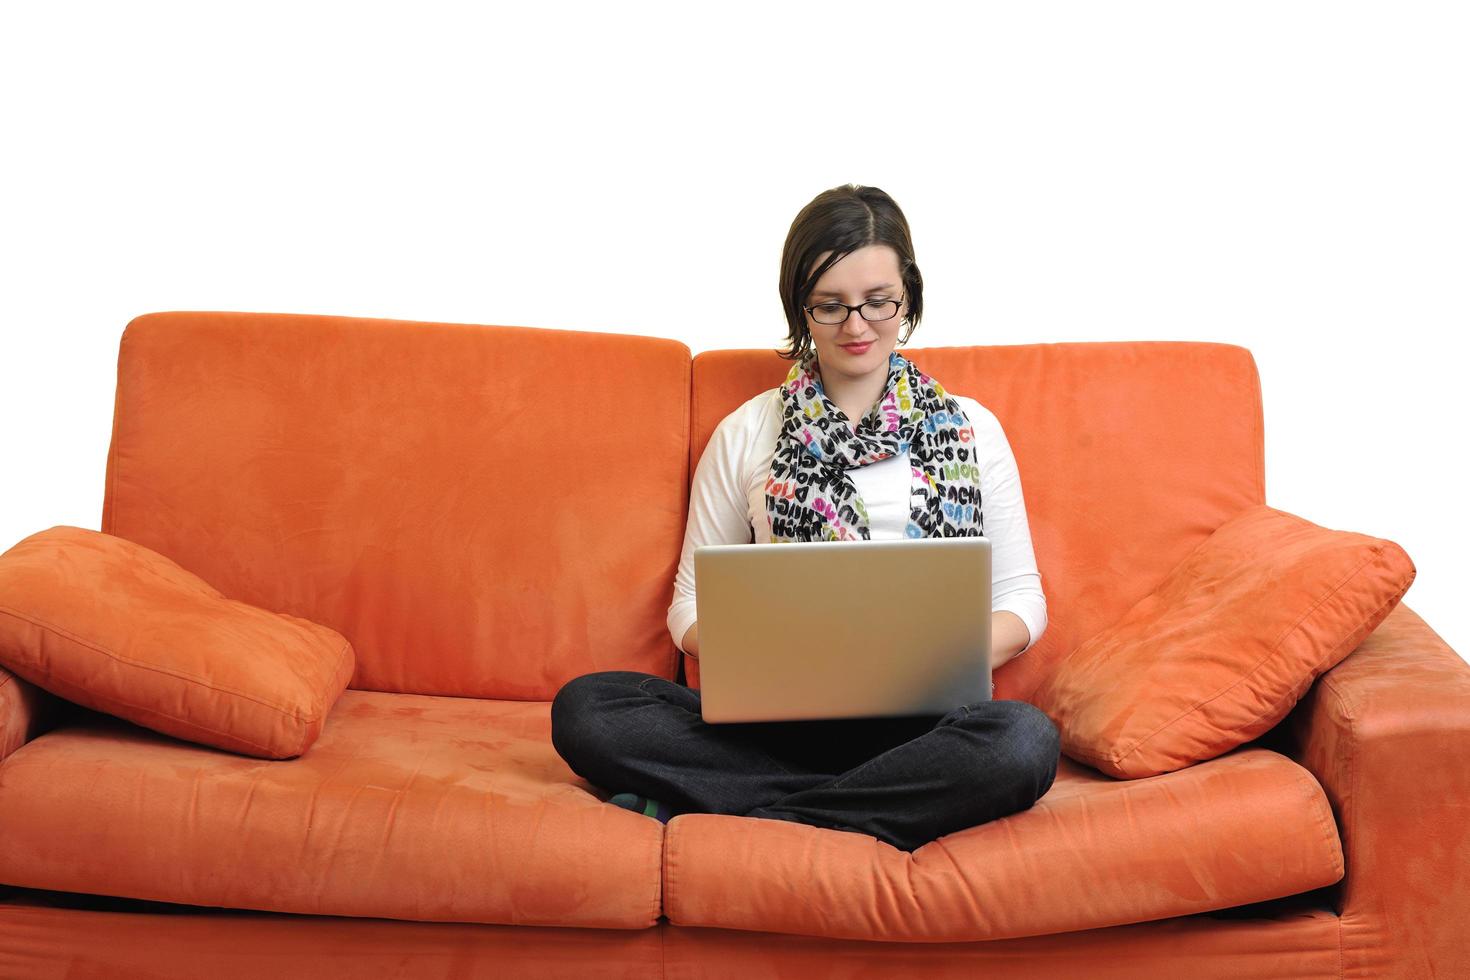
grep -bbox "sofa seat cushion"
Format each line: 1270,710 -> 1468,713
0,689 -> 663,929
664,746 -> 1343,943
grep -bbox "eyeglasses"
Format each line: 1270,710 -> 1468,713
803,293 -> 905,326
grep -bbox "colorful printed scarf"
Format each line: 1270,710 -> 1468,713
764,350 -> 985,542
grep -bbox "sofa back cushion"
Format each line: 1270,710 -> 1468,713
689,343 -> 1267,701
101,312 -> 691,699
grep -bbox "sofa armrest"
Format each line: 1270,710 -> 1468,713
681,652 -> 700,691
1281,601 -> 1470,977
0,664 -> 68,764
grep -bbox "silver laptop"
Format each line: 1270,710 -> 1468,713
693,537 -> 992,723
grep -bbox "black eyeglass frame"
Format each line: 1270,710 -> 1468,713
802,292 -> 907,326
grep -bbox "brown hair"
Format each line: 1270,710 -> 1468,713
776,183 -> 924,361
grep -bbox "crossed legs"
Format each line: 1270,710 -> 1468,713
550,670 -> 1061,852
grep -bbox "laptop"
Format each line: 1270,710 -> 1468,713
693,537 -> 992,724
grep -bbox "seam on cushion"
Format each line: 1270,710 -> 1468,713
293,639 -> 354,754
1295,755 -> 1346,880
33,670 -> 283,756
308,640 -> 354,719
1111,543 -> 1388,768
1060,742 -> 1114,765
0,603 -> 324,722
664,817 -> 678,923
651,812 -> 664,924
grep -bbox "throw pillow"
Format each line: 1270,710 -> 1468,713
1032,504 -> 1415,779
0,525 -> 355,759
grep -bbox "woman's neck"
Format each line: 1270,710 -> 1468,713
817,362 -> 887,425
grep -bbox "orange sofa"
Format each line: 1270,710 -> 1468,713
1,311 -> 1466,979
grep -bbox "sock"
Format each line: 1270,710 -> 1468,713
608,792 -> 676,823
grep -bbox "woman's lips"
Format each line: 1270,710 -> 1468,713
840,342 -> 873,354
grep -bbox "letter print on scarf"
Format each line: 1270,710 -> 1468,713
764,350 -> 985,542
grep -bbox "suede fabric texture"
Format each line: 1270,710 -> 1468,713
1032,505 -> 1416,779
0,525 -> 355,759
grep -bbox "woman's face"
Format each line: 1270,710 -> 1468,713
803,244 -> 907,390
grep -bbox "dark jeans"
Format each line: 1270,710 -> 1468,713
550,670 -> 1062,852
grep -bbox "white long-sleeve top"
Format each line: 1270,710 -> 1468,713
667,387 -> 1048,658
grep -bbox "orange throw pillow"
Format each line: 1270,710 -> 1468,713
1033,504 -> 1415,779
0,526 -> 355,759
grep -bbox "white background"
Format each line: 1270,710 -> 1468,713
2,2 -> 1465,663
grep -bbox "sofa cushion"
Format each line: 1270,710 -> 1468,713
663,746 -> 1343,943
0,688 -> 664,929
1032,505 -> 1415,779
0,526 -> 355,759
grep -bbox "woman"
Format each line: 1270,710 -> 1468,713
550,184 -> 1060,853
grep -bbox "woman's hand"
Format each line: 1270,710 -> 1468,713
681,623 -> 700,658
